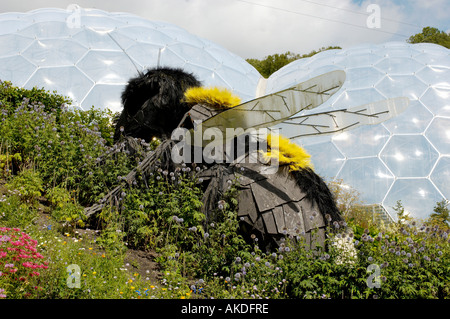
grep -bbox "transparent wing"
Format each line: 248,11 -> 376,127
274,97 -> 410,139
190,70 -> 346,146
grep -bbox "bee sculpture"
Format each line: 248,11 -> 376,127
85,67 -> 409,250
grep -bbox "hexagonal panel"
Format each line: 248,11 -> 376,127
420,86 -> 450,117
24,66 -> 93,105
375,57 -> 424,75
373,45 -> 421,58
302,140 -> 345,180
425,117 -> 450,154
124,43 -> 162,69
417,65 -> 450,88
342,66 -> 385,88
0,17 -> 32,36
157,46 -> 187,69
380,135 -> 439,177
332,124 -> 390,158
0,34 -> 33,56
337,157 -> 394,204
339,52 -> 384,68
375,74 -> 428,99
0,55 -> 36,86
81,84 -> 125,112
383,179 -> 443,221
382,99 -> 433,134
77,50 -> 138,84
166,43 -> 221,69
22,39 -> 87,67
72,28 -> 124,50
18,21 -> 78,39
115,26 -> 174,45
332,87 -> 386,109
414,51 -> 450,68
430,157 -> 450,200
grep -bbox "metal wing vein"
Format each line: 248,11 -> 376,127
276,97 -> 410,139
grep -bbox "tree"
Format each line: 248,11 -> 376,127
407,26 -> 450,49
428,199 -> 450,230
246,46 -> 341,78
393,200 -> 412,225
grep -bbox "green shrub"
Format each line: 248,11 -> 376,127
5,169 -> 43,205
47,187 -> 86,229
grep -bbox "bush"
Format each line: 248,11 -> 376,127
5,169 -> 43,205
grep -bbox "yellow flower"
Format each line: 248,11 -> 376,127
181,296 -> 185,299
133,273 -> 138,277
83,274 -> 86,277
128,279 -> 133,283
101,254 -> 106,258
62,241 -> 67,245
119,291 -> 123,294
131,286 -> 135,290
92,272 -> 97,275
88,247 -> 93,250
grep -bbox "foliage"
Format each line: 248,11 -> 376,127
0,82 -> 142,207
0,80 -> 71,121
246,47 -> 342,78
429,199 -> 450,231
47,187 -> 86,229
408,27 -> 450,49
0,152 -> 21,177
5,169 -> 44,205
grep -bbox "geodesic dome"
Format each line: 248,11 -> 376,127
0,7 -> 261,112
270,42 -> 450,221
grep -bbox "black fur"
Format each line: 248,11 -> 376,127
291,168 -> 342,226
114,67 -> 201,141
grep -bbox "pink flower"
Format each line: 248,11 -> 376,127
9,268 -> 17,273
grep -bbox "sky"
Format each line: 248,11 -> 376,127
0,0 -> 449,59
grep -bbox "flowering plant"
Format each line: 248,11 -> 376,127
0,227 -> 48,298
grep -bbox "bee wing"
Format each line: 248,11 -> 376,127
274,97 -> 410,139
190,70 -> 345,146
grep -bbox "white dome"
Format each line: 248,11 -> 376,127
269,42 -> 450,221
0,7 -> 261,112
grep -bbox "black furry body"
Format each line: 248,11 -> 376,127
114,67 -> 201,141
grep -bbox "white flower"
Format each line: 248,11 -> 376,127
332,235 -> 358,266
